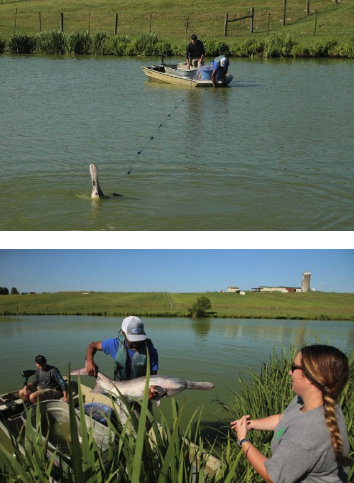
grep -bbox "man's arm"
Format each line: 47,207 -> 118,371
86,341 -> 103,376
211,70 -> 217,88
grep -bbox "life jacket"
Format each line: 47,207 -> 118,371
114,330 -> 152,381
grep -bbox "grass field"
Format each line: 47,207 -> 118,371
0,291 -> 353,321
0,0 -> 353,55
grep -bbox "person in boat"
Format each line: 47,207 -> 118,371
86,316 -> 159,401
186,34 -> 205,69
230,344 -> 351,483
19,355 -> 69,404
210,54 -> 230,88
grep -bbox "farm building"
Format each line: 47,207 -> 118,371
252,286 -> 301,293
227,286 -> 240,292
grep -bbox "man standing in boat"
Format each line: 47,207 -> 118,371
19,355 -> 69,404
186,34 -> 205,69
85,316 -> 159,425
85,316 -> 158,385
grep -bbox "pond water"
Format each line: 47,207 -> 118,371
1,56 -> 353,231
1,315 -> 354,444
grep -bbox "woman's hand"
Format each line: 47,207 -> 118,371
230,415 -> 251,440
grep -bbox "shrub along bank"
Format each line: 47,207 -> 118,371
0,31 -> 354,57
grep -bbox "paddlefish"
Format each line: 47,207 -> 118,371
89,163 -> 122,198
90,163 -> 105,198
70,368 -> 214,407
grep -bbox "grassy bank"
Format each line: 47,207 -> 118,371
0,0 -> 353,56
0,291 -> 353,321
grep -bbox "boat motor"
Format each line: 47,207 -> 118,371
158,53 -> 167,66
21,369 -> 35,386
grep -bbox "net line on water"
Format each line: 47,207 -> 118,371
126,97 -> 185,175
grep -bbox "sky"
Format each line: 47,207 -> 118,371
0,249 -> 353,293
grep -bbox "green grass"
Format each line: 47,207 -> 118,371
0,291 -> 353,321
0,0 -> 353,56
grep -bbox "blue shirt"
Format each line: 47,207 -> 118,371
211,55 -> 229,72
101,337 -> 159,374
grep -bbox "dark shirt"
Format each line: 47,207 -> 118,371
186,40 -> 205,59
32,364 -> 67,392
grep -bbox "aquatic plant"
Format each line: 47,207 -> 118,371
6,33 -> 36,54
340,37 -> 354,58
35,31 -> 66,55
64,31 -> 92,55
128,33 -> 173,56
203,39 -> 229,57
0,37 -> 6,53
92,32 -> 109,55
102,34 -> 131,55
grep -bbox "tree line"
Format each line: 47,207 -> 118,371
0,287 -> 19,295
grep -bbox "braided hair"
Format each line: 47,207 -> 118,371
300,344 -> 351,467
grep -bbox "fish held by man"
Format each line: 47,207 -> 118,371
70,367 -> 214,407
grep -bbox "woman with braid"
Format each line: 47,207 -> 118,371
231,345 -> 351,483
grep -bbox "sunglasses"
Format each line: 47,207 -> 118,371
291,362 -> 304,372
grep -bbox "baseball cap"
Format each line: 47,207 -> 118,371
121,316 -> 146,342
220,57 -> 229,67
35,355 -> 47,364
191,34 -> 197,40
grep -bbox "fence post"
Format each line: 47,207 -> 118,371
88,12 -> 90,33
282,0 -> 286,26
185,16 -> 189,37
314,10 -> 317,35
267,12 -> 270,34
115,13 -> 118,34
15,8 -> 17,32
39,12 -> 41,32
306,0 -> 310,16
149,12 -> 152,34
250,7 -> 254,33
224,13 -> 228,36
60,12 -> 64,32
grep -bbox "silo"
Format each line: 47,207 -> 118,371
301,271 -> 311,292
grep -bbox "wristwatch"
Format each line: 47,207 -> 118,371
237,438 -> 250,447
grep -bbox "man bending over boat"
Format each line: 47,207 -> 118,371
211,55 -> 230,88
18,355 -> 69,404
186,34 -> 205,69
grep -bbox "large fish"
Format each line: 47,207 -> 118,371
70,368 -> 214,407
89,164 -> 122,198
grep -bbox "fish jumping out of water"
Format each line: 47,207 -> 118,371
89,163 -> 122,198
70,367 -> 214,407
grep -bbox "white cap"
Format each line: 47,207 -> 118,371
121,316 -> 146,342
220,57 -> 228,67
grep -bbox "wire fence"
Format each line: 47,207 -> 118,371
0,6 -> 352,40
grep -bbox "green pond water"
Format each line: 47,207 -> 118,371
1,56 -> 354,231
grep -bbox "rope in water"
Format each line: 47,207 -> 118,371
127,97 -> 185,174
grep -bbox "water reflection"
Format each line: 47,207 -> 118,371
190,317 -> 211,339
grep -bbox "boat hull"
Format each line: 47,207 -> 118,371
142,65 -> 233,88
